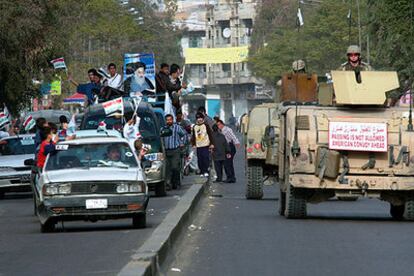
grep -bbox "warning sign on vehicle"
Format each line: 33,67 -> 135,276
328,121 -> 388,152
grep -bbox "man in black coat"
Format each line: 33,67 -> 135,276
211,124 -> 231,183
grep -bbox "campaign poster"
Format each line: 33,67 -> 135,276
123,53 -> 156,89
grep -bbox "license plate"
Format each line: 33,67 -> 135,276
85,199 -> 108,209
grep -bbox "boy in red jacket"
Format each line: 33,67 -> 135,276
37,126 -> 58,170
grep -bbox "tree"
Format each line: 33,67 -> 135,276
368,0 -> 414,82
249,0 -> 368,84
0,0 -> 65,114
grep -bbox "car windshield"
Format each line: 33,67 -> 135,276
0,136 -> 36,155
45,142 -> 138,171
83,111 -> 162,153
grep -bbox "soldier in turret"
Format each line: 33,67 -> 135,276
339,45 -> 372,71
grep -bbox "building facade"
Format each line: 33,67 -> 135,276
179,0 -> 272,122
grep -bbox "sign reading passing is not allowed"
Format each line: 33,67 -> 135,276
328,121 -> 387,152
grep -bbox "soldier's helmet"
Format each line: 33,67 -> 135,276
292,59 -> 306,71
347,45 -> 361,55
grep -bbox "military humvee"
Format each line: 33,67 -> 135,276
278,70 -> 414,220
245,103 -> 279,199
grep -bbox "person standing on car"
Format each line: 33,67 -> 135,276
162,114 -> 187,189
106,63 -> 122,89
191,112 -> 214,177
217,120 -> 240,183
211,124 -> 231,183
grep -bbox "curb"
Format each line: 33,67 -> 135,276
118,176 -> 208,276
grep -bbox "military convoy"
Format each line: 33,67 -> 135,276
245,69 -> 414,221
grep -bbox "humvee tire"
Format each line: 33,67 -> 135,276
278,189 -> 286,216
390,204 -> 404,220
246,161 -> 263,199
285,184 -> 307,219
403,194 -> 414,221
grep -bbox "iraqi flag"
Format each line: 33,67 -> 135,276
0,105 -> 10,129
50,57 -> 67,70
103,97 -> 124,117
23,115 -> 36,132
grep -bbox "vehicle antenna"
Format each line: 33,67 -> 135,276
408,1 -> 413,132
347,0 -> 352,45
291,0 -> 302,157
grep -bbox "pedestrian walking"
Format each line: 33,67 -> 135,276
162,114 -> 187,189
191,112 -> 214,177
211,124 -> 231,183
217,120 -> 240,183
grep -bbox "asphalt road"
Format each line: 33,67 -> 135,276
0,179 -> 194,276
165,148 -> 414,276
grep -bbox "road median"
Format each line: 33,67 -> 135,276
119,175 -> 208,276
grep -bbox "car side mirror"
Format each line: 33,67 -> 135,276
24,158 -> 35,166
160,127 -> 173,137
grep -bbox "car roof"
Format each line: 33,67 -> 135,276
60,136 -> 129,145
74,129 -> 122,139
0,134 -> 35,141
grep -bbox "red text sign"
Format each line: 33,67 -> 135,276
328,121 -> 387,152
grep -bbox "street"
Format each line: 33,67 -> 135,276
0,183 -> 192,276
165,149 -> 414,276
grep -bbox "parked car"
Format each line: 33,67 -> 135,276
29,136 -> 149,232
80,99 -> 167,196
0,134 -> 35,198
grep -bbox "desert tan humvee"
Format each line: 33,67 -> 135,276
245,103 -> 279,199
278,70 -> 414,220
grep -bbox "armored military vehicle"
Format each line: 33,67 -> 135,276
277,70 -> 414,220
245,103 -> 279,199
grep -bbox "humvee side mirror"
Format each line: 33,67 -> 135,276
24,159 -> 35,166
160,127 -> 173,137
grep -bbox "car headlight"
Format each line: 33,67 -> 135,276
43,183 -> 71,195
116,183 -> 129,193
129,183 -> 142,193
58,183 -> 71,194
45,185 -> 59,195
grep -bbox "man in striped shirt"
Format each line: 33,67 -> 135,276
217,120 -> 240,183
161,114 -> 187,189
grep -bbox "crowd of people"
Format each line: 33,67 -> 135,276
68,62 -> 187,113
161,106 -> 240,189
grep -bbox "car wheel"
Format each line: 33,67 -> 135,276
40,220 -> 56,233
132,213 -> 146,229
154,181 -> 167,197
33,193 -> 38,216
390,203 -> 404,220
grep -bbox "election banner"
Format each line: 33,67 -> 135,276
123,53 -> 156,89
184,46 -> 248,64
102,97 -> 124,116
328,121 -> 388,152
40,77 -> 62,95
23,115 -> 36,132
50,57 -> 67,70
